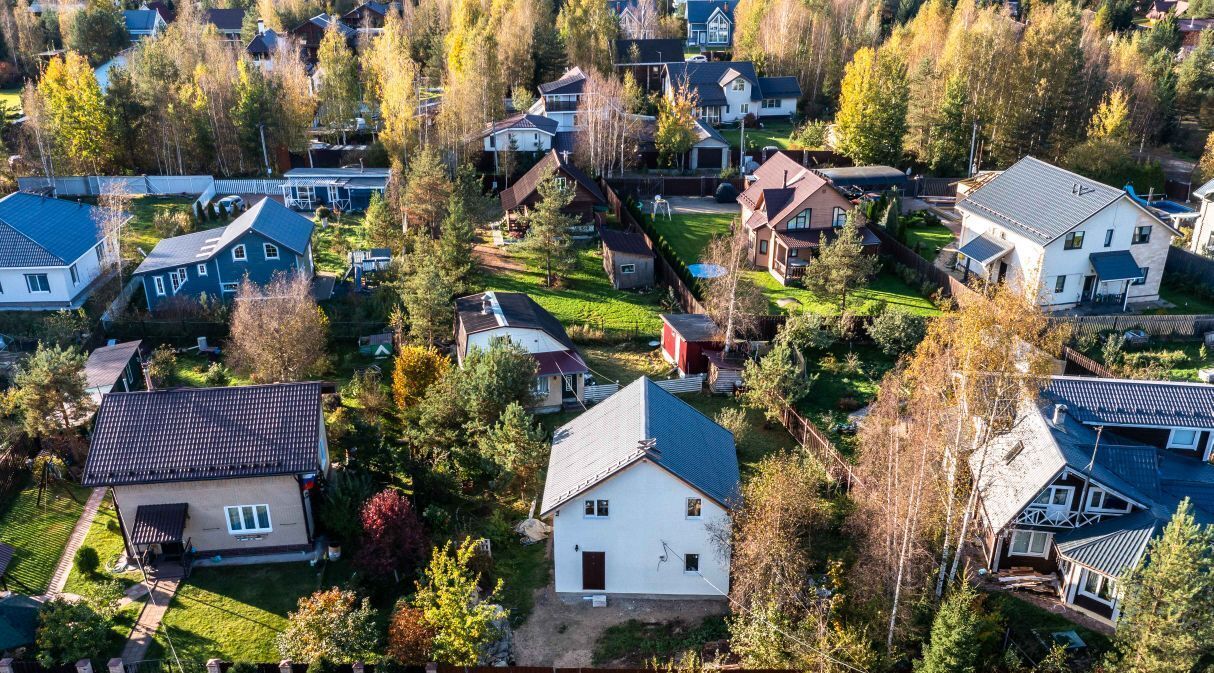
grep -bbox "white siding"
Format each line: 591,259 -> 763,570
463,326 -> 568,359
483,130 -> 553,153
0,241 -> 107,309
551,460 -> 731,597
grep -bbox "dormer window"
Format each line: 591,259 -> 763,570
1168,428 -> 1199,450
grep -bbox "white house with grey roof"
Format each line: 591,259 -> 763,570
0,192 -> 125,311
970,375 -> 1214,624
541,377 -> 739,598
956,156 -> 1178,311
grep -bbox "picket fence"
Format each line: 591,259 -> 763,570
214,179 -> 287,195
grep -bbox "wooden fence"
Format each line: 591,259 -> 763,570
102,318 -> 387,343
1048,313 -> 1214,339
867,225 -> 986,307
1060,346 -> 1115,378
776,397 -> 858,491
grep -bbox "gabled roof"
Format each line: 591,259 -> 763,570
144,1 -> 174,22
284,167 -> 391,179
956,156 -> 1129,246
203,7 -> 244,31
615,38 -> 685,64
133,199 -> 315,275
541,377 -> 740,515
499,150 -> 606,212
600,227 -> 654,256
342,1 -> 388,19
665,61 -> 760,105
686,0 -> 733,25
539,67 -> 588,96
82,382 -> 324,487
247,28 -> 279,54
756,76 -> 802,99
456,291 -> 577,351
483,113 -> 559,137
1044,375 -> 1214,430
296,13 -> 355,36
84,340 -> 142,391
693,118 -> 728,145
124,9 -> 161,32
661,313 -> 722,342
1055,509 -> 1161,578
737,152 -> 847,229
0,192 -> 119,268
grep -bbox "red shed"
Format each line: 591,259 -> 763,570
660,313 -> 723,376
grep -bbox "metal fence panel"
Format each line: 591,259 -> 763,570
653,374 -> 704,394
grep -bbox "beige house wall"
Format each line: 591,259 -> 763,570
113,474 -> 312,554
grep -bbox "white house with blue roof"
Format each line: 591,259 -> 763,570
541,377 -> 739,597
956,156 -> 1178,311
132,198 -> 315,311
971,375 -> 1214,624
0,192 -> 124,311
663,61 -> 801,125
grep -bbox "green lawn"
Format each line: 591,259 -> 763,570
985,593 -> 1110,661
656,211 -> 734,264
796,343 -> 899,456
1155,282 -> 1214,315
593,616 -> 728,666
749,269 -> 940,316
0,87 -> 21,114
313,212 -> 367,275
902,223 -> 955,261
62,494 -> 143,595
148,561 -> 354,663
733,119 -> 797,151
482,246 -> 666,337
0,478 -> 90,593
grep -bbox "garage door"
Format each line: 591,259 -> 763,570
697,148 -> 723,169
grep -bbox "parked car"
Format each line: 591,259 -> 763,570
685,54 -> 707,62
215,195 -> 244,213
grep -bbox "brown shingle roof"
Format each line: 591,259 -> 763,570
130,503 -> 188,545
600,228 -> 654,256
500,150 -> 606,212
82,382 -> 323,486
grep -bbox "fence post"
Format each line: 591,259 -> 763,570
206,660 -> 222,673
0,658 -> 14,673
77,660 -> 94,673
279,660 -> 292,673
107,659 -> 124,673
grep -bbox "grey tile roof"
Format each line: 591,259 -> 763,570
284,167 -> 391,178
693,118 -> 728,145
1044,375 -> 1214,430
84,340 -> 141,391
541,377 -> 740,515
246,28 -> 278,54
0,192 -> 115,268
539,67 -> 588,95
600,228 -> 654,256
957,233 -> 1013,265
661,313 -> 722,342
1055,509 -> 1160,578
484,113 -> 559,136
756,76 -> 801,99
456,291 -> 578,351
970,406 -> 1069,532
82,382 -> 323,486
1194,177 -> 1214,200
1089,250 -> 1144,282
203,7 -> 244,30
956,156 -> 1126,246
665,61 -> 761,105
134,198 -> 314,275
615,38 -> 685,64
130,503 -> 188,545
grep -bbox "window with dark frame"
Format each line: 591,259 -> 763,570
684,553 -> 700,573
1064,231 -> 1085,250
1132,225 -> 1151,244
1104,229 -> 1114,247
1132,267 -> 1149,286
686,497 -> 702,518
1054,276 -> 1066,293
584,499 -> 609,517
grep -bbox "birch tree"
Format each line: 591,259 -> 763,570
365,12 -> 419,163
574,69 -> 641,178
698,225 -> 763,352
317,23 -> 360,144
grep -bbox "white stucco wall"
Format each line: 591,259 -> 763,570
483,130 -> 553,152
0,241 -> 107,309
550,460 -> 731,597
463,326 -> 568,359
1191,198 -> 1214,255
756,97 -> 795,117
958,196 -> 1174,309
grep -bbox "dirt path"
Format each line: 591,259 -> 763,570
513,584 -> 728,667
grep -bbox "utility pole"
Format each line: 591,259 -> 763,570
967,120 -> 979,177
739,118 -> 745,174
258,124 -> 272,176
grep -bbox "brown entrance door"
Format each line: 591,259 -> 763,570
582,551 -> 605,591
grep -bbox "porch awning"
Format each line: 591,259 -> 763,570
957,233 -> 1012,266
533,350 -> 589,377
130,503 -> 188,546
1089,250 -> 1143,282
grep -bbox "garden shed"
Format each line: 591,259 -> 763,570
600,228 -> 655,290
660,313 -> 723,376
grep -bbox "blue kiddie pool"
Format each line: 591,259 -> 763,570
688,263 -> 727,279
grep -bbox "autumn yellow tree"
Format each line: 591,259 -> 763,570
392,344 -> 450,411
37,52 -> 117,173
365,12 -> 419,163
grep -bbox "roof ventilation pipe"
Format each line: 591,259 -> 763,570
1052,404 -> 1068,426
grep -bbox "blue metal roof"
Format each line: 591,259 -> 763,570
1089,250 -> 1143,282
686,0 -> 733,25
541,377 -> 740,515
957,233 -> 1011,264
0,192 -> 113,268
124,9 -> 160,32
1045,376 -> 1214,430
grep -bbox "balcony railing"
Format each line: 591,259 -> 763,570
1013,507 -> 1113,528
543,99 -> 580,112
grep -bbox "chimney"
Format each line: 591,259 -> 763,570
1052,404 -> 1068,426
481,295 -> 493,315
782,169 -> 787,188
257,17 -> 265,34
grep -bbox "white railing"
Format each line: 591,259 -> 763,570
1014,507 -> 1110,529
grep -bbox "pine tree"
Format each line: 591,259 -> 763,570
1109,499 -> 1214,673
928,73 -> 970,175
365,190 -> 404,251
477,402 -> 548,494
801,213 -> 881,312
403,149 -> 450,237
521,167 -> 577,287
834,46 -> 909,165
401,239 -> 455,347
915,580 -> 984,673
231,60 -> 275,172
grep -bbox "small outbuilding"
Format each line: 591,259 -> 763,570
83,340 -> 143,402
0,592 -> 40,651
660,313 -> 723,376
814,165 -> 908,193
600,228 -> 655,290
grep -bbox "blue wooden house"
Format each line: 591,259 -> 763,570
132,198 -> 316,311
685,0 -> 733,49
281,167 -> 391,212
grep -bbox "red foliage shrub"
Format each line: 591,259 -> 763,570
355,489 -> 426,581
385,605 -> 434,664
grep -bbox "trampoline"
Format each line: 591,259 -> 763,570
688,263 -> 727,278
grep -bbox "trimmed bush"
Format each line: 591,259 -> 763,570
74,546 -> 100,576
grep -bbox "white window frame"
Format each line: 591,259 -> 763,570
730,77 -> 745,91
1168,428 -> 1200,450
620,263 -> 636,274
169,267 -> 186,292
740,103 -> 749,114
686,497 -> 702,518
1078,568 -> 1117,605
554,176 -> 569,191
1008,529 -> 1051,557
684,552 -> 700,573
583,499 -> 609,518
1031,485 -> 1074,510
534,376 -> 550,396
224,504 -> 272,534
221,282 -> 238,292
197,264 -> 208,276
762,98 -> 780,109
709,15 -> 729,43
264,243 -> 280,260
24,273 -> 50,293
69,263 -> 79,286
1086,487 -> 1131,513
153,276 -> 166,296
232,244 -> 247,262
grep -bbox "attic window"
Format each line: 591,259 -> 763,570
1003,441 -> 1024,464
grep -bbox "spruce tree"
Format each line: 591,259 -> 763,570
1109,499 -> 1214,673
915,580 -> 983,673
521,167 -> 577,287
801,212 -> 881,312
